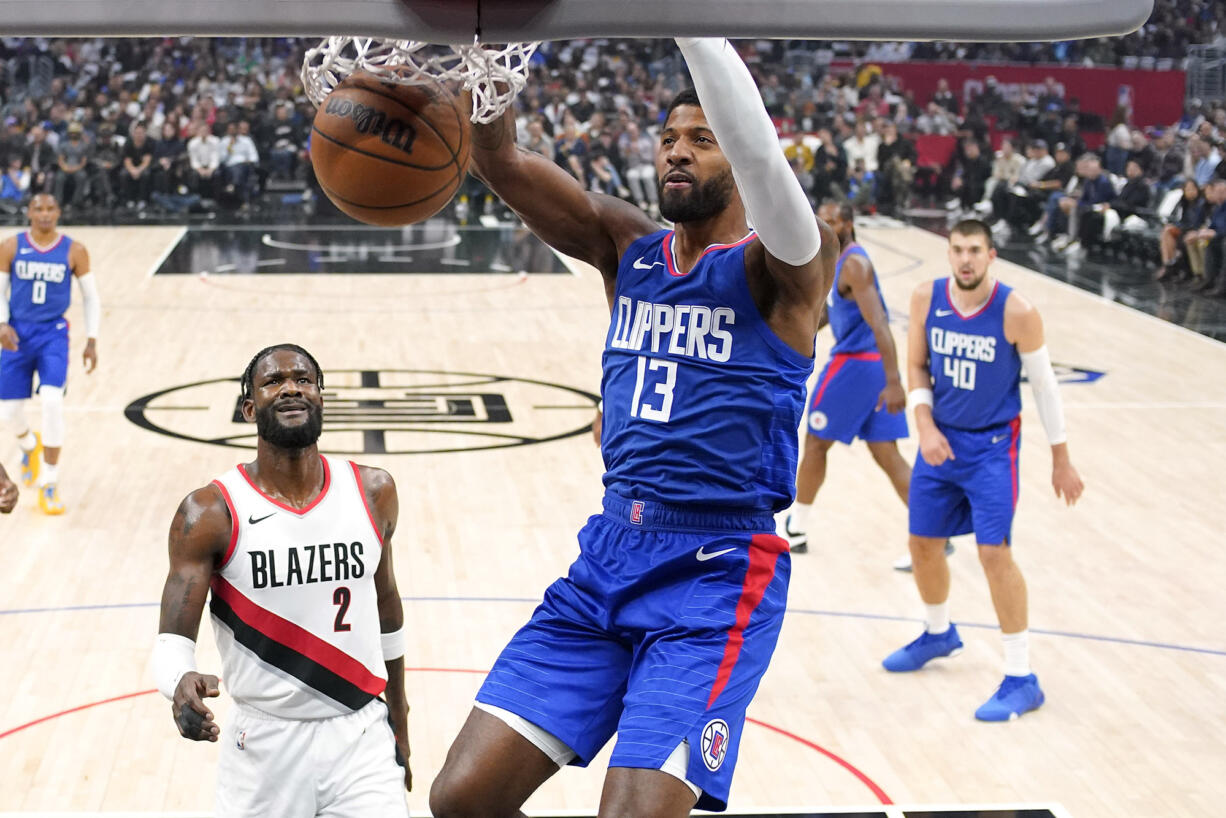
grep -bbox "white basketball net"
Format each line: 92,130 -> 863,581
301,37 -> 538,124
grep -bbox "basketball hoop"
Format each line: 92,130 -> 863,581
302,37 -> 538,124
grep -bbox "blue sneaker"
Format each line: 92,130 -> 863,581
882,624 -> 963,672
975,673 -> 1045,721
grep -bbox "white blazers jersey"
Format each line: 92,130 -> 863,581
209,455 -> 388,719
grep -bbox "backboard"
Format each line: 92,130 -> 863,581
0,0 -> 1153,42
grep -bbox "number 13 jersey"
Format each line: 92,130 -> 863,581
208,455 -> 388,719
601,229 -> 813,513
926,277 -> 1021,430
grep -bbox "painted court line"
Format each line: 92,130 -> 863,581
0,597 -> 1220,657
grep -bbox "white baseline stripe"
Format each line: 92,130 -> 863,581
145,225 -> 187,278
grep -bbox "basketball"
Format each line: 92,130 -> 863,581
310,71 -> 470,226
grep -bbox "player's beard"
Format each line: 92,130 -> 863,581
256,402 -> 324,451
953,269 -> 987,290
659,168 -> 735,223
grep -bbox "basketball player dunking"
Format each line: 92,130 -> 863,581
0,192 -> 99,515
883,220 -> 1084,721
430,39 -> 835,816
783,200 -> 952,570
152,345 -> 411,817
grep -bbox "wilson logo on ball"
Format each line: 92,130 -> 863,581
324,99 -> 418,155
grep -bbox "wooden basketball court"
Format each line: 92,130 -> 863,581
0,220 -> 1222,817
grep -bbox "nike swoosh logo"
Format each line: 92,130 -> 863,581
633,256 -> 664,271
935,309 -> 956,317
991,434 -> 1007,444
248,512 -> 275,525
696,546 -> 736,562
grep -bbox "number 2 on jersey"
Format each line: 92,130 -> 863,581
630,356 -> 676,422
332,586 -> 352,632
943,357 -> 976,390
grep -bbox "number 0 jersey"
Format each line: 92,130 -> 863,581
208,455 -> 388,719
8,231 -> 73,324
601,229 -> 814,513
926,277 -> 1021,430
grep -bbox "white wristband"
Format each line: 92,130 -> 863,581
908,388 -> 934,410
151,633 -> 198,701
381,627 -> 405,661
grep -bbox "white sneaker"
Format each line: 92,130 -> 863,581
1027,219 -> 1046,236
1062,239 -> 1083,255
973,201 -> 992,215
945,197 -> 961,211
893,540 -> 956,572
1050,235 -> 1072,252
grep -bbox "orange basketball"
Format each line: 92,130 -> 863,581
310,72 -> 471,226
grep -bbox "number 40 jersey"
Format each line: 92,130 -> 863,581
926,277 -> 1022,430
600,229 -> 814,514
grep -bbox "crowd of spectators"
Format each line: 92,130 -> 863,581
0,0 -> 1221,288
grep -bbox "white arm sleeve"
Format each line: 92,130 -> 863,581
1020,345 -> 1067,445
0,271 -> 9,324
151,633 -> 198,700
76,272 -> 100,339
675,38 -> 821,266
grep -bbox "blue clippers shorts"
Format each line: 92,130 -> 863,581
475,493 -> 791,812
806,352 -> 908,445
908,417 -> 1022,546
0,318 -> 69,399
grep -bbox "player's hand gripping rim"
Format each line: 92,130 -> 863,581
172,672 -> 221,742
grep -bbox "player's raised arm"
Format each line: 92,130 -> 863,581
359,465 -> 412,793
1005,295 -> 1084,505
843,255 -> 904,412
465,95 -> 657,278
675,38 -> 824,300
153,484 -> 231,743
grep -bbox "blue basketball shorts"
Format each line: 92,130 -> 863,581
908,417 -> 1022,546
475,493 -> 791,812
0,319 -> 69,399
806,351 -> 908,445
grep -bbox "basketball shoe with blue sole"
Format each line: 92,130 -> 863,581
882,624 -> 963,672
975,673 -> 1045,722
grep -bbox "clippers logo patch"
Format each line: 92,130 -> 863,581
630,500 -> 645,525
701,718 -> 730,771
808,409 -> 828,432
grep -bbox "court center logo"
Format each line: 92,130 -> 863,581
701,718 -> 731,772
124,368 -> 599,455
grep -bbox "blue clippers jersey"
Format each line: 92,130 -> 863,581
601,229 -> 814,513
927,278 -> 1021,430
9,232 -> 73,323
826,241 -> 887,354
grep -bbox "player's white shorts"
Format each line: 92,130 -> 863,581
216,698 -> 409,818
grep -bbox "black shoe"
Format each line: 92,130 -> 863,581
783,514 -> 808,554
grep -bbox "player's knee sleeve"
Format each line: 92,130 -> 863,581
38,385 -> 64,447
0,398 -> 24,429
